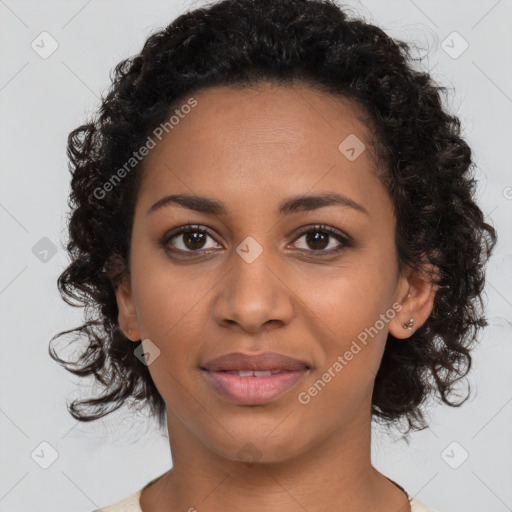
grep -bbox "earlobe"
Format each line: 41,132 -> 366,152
115,277 -> 141,342
390,263 -> 439,340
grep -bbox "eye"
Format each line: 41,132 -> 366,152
160,223 -> 352,256
289,224 -> 352,254
161,225 -> 222,253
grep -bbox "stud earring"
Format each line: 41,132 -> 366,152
401,318 -> 414,330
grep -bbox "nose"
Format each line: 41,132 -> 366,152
212,245 -> 294,333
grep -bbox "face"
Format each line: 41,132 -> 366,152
116,82 -> 435,464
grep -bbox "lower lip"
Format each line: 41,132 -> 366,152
202,369 -> 308,405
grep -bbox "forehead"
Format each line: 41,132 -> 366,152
137,82 -> 387,218
147,81 -> 376,159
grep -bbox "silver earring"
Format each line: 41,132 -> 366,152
401,318 -> 414,330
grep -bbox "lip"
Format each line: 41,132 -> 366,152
202,369 -> 309,404
200,351 -> 311,405
201,351 -> 311,372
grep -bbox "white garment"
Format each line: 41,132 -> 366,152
92,472 -> 437,512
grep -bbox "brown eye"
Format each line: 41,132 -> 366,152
291,225 -> 351,254
177,230 -> 208,250
160,223 -> 352,257
304,230 -> 329,250
162,225 -> 222,253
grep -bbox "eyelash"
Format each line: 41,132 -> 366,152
159,224 -> 353,257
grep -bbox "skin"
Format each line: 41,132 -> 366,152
115,82 -> 437,512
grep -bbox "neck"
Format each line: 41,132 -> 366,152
140,398 -> 410,512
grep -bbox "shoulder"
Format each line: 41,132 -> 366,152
89,489 -> 143,512
410,496 -> 441,512
88,471 -> 168,512
386,477 -> 439,512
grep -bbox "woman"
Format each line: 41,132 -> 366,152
49,0 -> 497,511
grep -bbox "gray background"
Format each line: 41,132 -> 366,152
1,1 -> 511,511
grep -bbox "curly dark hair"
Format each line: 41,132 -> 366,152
49,0 -> 497,435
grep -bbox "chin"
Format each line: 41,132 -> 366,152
205,426 -> 309,466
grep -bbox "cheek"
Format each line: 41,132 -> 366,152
296,282 -> 392,419
130,243 -> 209,339
300,258 -> 396,380
130,267 -> 202,406
304,256 -> 395,331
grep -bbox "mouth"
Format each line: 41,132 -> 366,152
201,350 -> 311,372
200,351 -> 312,404
212,369 -> 296,376
201,368 -> 310,404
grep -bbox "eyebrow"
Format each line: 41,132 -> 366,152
146,192 -> 369,217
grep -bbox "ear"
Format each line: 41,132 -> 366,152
114,276 -> 141,342
389,263 -> 439,339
